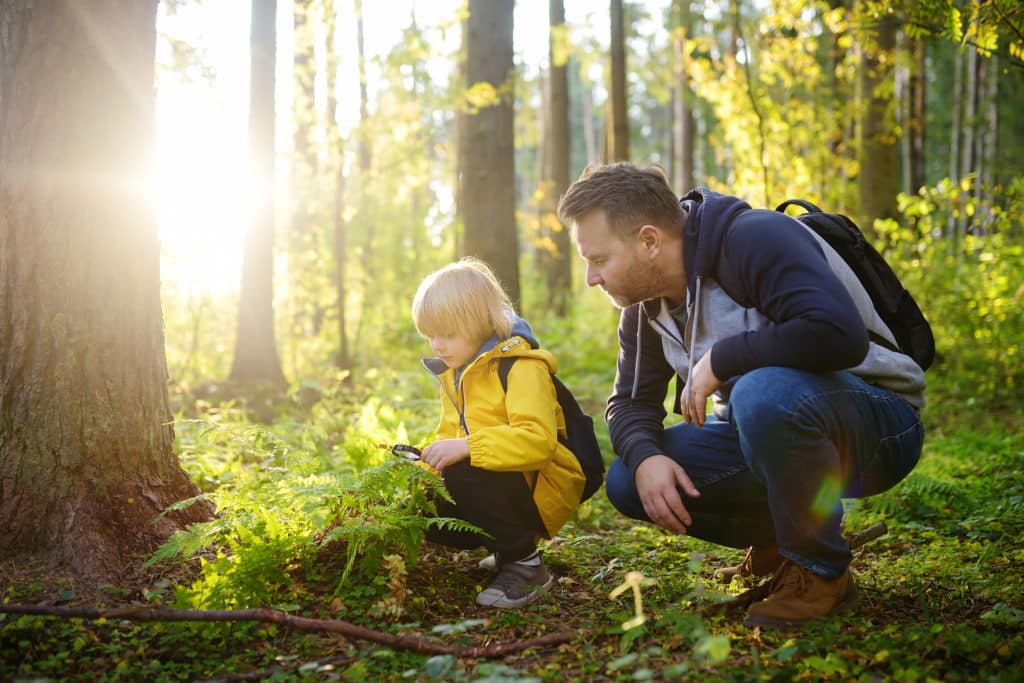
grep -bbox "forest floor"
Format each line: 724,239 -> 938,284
3,386 -> 1023,681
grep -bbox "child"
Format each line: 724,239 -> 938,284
411,258 -> 586,609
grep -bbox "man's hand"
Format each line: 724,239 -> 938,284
421,438 -> 470,471
684,351 -> 721,428
634,455 -> 701,534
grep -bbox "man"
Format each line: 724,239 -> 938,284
558,163 -> 925,629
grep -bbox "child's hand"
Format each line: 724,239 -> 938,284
421,438 -> 470,471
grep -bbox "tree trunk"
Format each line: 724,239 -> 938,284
581,80 -> 599,166
547,0 -> 571,315
461,0 -> 519,305
350,0 -> 374,353
230,0 -> 287,388
947,45 -> 963,241
609,0 -> 630,161
976,54 -> 998,235
959,42 -> 979,239
324,0 -> 351,373
910,36 -> 926,193
289,0 -> 322,337
672,0 -> 695,192
856,11 -> 898,230
0,0 -> 211,577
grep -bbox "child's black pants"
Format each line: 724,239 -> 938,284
425,460 -> 546,561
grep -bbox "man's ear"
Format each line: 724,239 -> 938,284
637,224 -> 661,259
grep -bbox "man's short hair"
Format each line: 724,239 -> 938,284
412,257 -> 514,344
557,162 -> 684,239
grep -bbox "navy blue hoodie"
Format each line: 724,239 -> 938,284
606,188 -> 877,475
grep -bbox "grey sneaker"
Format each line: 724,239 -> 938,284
478,553 -> 499,573
475,558 -> 553,608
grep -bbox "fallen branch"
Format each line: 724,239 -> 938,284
0,604 -> 572,658
700,521 -> 889,618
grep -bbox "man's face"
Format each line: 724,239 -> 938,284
574,209 -> 660,309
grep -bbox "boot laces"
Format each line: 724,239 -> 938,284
771,559 -> 810,598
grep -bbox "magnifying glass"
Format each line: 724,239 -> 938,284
376,443 -> 422,461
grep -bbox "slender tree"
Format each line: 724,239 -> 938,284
461,0 -> 519,304
324,0 -> 351,373
0,0 -> 210,575
910,36 -> 927,193
289,0 -> 323,338
229,0 -> 287,388
672,0 -> 696,192
609,0 -> 630,161
547,0 -> 571,315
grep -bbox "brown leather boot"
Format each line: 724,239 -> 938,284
744,559 -> 858,630
715,545 -> 783,583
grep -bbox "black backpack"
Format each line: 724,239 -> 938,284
497,357 -> 605,502
776,199 -> 935,370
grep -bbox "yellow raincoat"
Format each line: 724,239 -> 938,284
425,335 -> 586,538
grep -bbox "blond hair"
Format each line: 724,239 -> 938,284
412,258 -> 514,344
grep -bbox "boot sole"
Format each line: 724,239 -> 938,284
743,581 -> 858,631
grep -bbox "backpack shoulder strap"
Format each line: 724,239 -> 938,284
497,356 -> 516,394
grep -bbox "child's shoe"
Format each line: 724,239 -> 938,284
475,554 -> 552,608
478,553 -> 499,572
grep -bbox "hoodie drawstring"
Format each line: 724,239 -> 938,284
683,276 -> 703,413
631,305 -> 645,400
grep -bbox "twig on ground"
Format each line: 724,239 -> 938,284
0,604 -> 572,658
700,521 -> 889,618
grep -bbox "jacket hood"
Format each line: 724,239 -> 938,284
680,188 -> 751,295
421,313 -> 552,376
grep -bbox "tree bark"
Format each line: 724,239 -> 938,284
0,0 -> 210,576
547,0 -> 571,315
910,36 -> 926,193
947,44 -> 963,241
856,10 -> 899,230
461,0 -> 519,305
324,0 -> 351,373
288,0 -> 322,338
672,0 -> 695,192
230,0 -> 287,388
609,0 -> 630,161
959,41 -> 979,240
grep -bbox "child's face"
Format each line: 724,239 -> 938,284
428,333 -> 480,369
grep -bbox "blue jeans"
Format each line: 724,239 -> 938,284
605,367 -> 924,579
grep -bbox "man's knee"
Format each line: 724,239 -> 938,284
605,458 -> 646,520
729,367 -> 814,443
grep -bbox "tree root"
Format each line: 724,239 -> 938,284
0,604 -> 572,658
700,521 -> 889,618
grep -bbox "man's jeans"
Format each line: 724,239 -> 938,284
605,367 -> 924,579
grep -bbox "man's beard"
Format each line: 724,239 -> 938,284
602,257 -> 662,310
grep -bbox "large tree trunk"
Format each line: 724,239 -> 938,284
230,0 -> 287,388
461,0 -> 519,305
856,10 -> 898,230
547,0 -> 571,316
0,0 -> 210,576
609,0 -> 630,161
